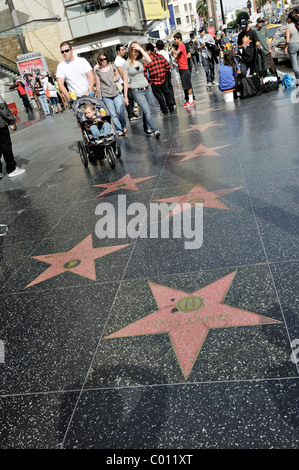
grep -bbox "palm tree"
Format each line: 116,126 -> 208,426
196,0 -> 208,24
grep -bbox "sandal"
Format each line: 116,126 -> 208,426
118,132 -> 124,136
123,128 -> 127,133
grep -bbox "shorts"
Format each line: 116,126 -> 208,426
179,69 -> 192,91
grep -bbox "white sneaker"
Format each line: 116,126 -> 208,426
8,167 -> 26,178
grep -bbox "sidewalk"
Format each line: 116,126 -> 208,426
0,68 -> 298,449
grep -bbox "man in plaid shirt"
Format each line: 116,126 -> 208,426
144,43 -> 175,115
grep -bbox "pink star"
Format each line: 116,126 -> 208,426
197,98 -> 211,104
181,121 -> 224,133
105,272 -> 281,380
93,173 -> 157,197
25,235 -> 130,288
172,143 -> 232,163
194,106 -> 224,116
154,183 -> 243,217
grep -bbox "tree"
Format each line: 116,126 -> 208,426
235,10 -> 249,25
196,0 -> 208,24
255,0 -> 268,8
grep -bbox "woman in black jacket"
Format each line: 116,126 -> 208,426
0,95 -> 26,178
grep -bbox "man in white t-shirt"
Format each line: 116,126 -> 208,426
114,43 -> 140,121
56,41 -> 94,100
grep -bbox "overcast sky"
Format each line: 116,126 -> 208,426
217,0 -> 249,14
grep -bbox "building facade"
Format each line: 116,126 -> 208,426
0,0 -> 146,75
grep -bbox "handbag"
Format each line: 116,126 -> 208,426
111,65 -> 123,93
46,87 -> 51,99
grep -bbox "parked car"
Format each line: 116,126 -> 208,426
266,24 -> 283,44
271,26 -> 290,63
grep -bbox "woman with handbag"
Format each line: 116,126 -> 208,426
94,51 -> 127,136
285,11 -> 299,86
35,77 -> 51,116
122,42 -> 160,138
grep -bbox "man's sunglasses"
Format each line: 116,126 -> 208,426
61,49 -> 71,54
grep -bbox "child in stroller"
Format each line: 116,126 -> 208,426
83,103 -> 113,143
73,96 -> 121,169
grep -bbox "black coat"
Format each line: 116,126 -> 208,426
0,95 -> 16,128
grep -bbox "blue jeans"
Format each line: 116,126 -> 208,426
90,122 -> 112,138
103,94 -> 126,134
132,87 -> 158,133
39,95 -> 50,115
288,42 -> 299,80
201,56 -> 215,83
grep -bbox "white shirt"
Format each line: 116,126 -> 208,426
157,49 -> 171,63
56,57 -> 92,96
114,55 -> 126,84
198,34 -> 215,59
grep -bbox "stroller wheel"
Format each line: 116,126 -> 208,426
104,146 -> 116,169
78,141 -> 88,167
115,139 -> 121,159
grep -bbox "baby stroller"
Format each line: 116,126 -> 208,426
72,96 -> 121,169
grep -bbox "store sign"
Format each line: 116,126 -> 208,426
142,0 -> 170,20
17,52 -> 42,62
101,0 -> 119,7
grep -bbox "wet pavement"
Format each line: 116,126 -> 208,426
0,69 -> 299,449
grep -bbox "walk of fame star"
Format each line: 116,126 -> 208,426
25,235 -> 130,288
104,272 -> 281,380
194,108 -> 219,116
92,173 -> 157,197
197,98 -> 211,104
154,183 -> 243,217
172,143 -> 232,163
181,121 -> 224,133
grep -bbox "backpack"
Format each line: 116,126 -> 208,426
240,76 -> 258,98
260,75 -> 279,93
189,42 -> 196,55
281,73 -> 295,88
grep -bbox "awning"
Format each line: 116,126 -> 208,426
73,35 -> 146,55
0,18 -> 60,38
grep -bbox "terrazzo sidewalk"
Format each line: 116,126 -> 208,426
0,68 -> 298,450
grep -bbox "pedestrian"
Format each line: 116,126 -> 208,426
197,28 -> 217,88
170,45 -> 181,87
255,17 -> 279,78
155,39 -> 176,104
48,77 -> 63,113
218,51 -> 241,91
94,51 -> 127,136
56,41 -> 94,100
27,73 -> 41,110
0,95 -> 26,179
10,79 -> 33,113
114,44 -> 140,122
285,11 -> 299,86
144,43 -> 175,115
237,19 -> 261,76
171,32 -> 194,107
122,42 -> 160,138
35,77 -> 51,116
188,39 -> 200,72
51,73 -> 69,109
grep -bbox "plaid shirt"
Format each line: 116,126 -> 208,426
144,52 -> 170,85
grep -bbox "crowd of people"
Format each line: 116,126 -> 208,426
1,8 -> 298,180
